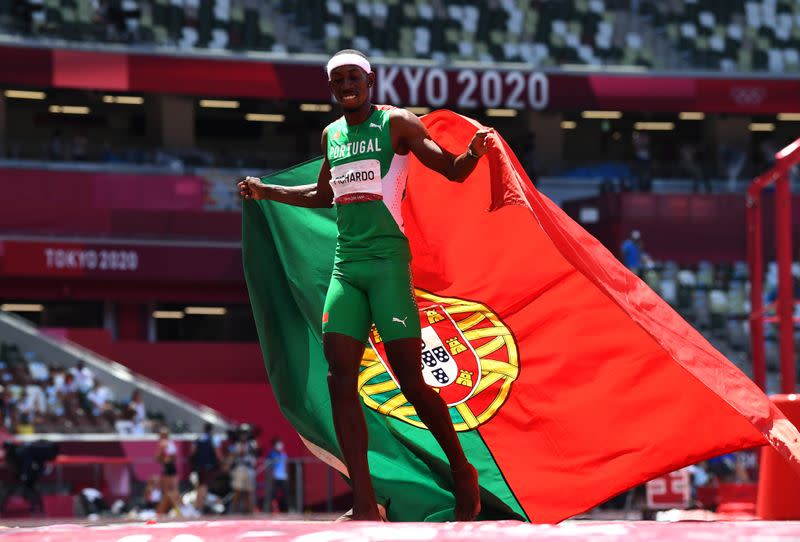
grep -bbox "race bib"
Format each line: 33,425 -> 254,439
330,159 -> 383,203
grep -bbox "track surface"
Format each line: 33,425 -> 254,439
1,519 -> 799,542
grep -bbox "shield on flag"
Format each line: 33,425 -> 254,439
359,289 -> 519,431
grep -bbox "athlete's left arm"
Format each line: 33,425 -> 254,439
391,109 -> 490,183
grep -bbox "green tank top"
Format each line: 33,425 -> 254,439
326,107 -> 411,262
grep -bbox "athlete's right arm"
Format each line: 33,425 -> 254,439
237,129 -> 334,209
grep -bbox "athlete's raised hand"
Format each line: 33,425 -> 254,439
238,176 -> 267,200
468,128 -> 493,158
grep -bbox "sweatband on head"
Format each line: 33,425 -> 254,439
326,54 -> 371,78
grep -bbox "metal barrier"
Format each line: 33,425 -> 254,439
747,137 -> 800,392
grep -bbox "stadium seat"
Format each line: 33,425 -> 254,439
0,0 -> 796,70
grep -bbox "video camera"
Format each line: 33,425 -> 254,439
227,423 -> 255,442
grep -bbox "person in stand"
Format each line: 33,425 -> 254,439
620,230 -> 643,276
128,388 -> 147,434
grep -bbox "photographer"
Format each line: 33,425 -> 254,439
0,440 -> 58,514
226,424 -> 260,514
190,422 -> 223,513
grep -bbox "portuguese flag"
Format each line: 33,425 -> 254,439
242,110 -> 800,523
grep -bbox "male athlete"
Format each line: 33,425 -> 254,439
239,49 -> 489,521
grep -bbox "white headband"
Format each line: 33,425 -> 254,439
326,54 -> 371,78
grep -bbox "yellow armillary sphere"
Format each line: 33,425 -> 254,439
358,289 -> 519,431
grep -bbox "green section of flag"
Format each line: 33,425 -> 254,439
241,159 -> 527,521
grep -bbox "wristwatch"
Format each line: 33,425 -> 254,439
466,146 -> 479,159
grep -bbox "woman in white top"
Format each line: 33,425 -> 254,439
156,426 -> 181,515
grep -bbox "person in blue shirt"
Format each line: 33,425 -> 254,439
266,437 -> 288,513
621,230 -> 643,275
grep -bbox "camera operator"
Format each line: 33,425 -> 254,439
226,424 -> 260,514
0,440 -> 58,514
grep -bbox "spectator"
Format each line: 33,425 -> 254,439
140,474 -> 162,512
680,143 -> 710,193
87,381 -> 116,427
48,130 -> 65,161
706,453 -> 737,483
765,276 -> 800,307
620,230 -> 643,275
632,131 -> 652,191
155,426 -> 181,516
16,388 -> 42,427
101,142 -> 123,164
56,372 -> 80,417
72,134 -> 89,161
687,462 -> 710,506
71,361 -> 95,395
266,437 -> 289,513
27,358 -> 49,383
128,389 -> 147,434
78,487 -> 109,517
87,382 -> 110,414
191,422 -> 222,513
44,376 -> 65,418
25,385 -> 46,417
227,424 -> 260,514
719,144 -> 746,192
0,386 -> 16,430
51,367 -> 66,389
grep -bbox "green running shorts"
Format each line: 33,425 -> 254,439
322,258 -> 421,343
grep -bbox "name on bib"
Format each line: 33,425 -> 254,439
330,159 -> 383,204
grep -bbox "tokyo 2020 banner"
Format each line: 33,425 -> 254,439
1,45 -> 798,113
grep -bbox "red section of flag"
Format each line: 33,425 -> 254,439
404,110 -> 800,523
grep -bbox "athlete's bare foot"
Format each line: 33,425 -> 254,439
335,503 -> 387,522
452,463 -> 481,521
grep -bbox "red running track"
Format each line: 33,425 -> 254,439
1,520 -> 800,542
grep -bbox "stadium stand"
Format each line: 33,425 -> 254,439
0,339 -> 186,435
0,0 -> 283,52
639,0 -> 800,71
0,312 -> 231,437
2,0 -> 797,71
630,257 -> 790,393
314,0 -> 651,67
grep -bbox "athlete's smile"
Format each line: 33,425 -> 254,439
328,62 -> 372,112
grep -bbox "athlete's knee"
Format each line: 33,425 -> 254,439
326,364 -> 358,393
397,377 -> 431,404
